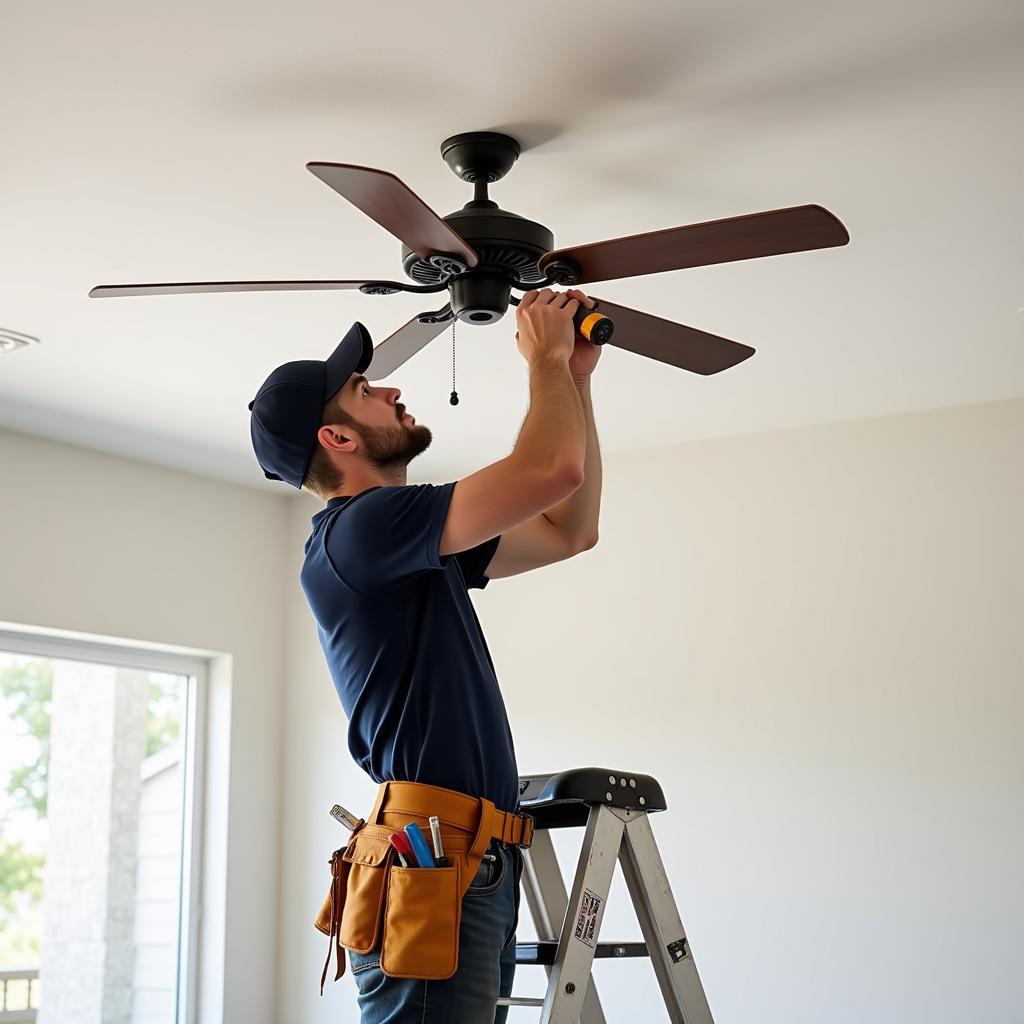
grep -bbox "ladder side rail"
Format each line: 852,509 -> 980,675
506,831 -> 606,1023
619,813 -> 716,1024
521,829 -> 569,942
542,805 -> 624,1024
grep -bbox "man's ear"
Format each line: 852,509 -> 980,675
317,423 -> 358,455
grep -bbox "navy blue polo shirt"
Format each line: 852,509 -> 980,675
300,483 -> 521,813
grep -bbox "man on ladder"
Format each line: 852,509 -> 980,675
248,287 -> 603,1022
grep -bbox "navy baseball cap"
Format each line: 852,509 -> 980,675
248,322 -> 375,488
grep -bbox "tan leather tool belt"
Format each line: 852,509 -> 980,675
315,779 -> 534,991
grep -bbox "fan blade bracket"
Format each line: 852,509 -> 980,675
533,257 -> 582,287
358,283 -> 403,295
416,306 -> 456,325
426,253 -> 471,277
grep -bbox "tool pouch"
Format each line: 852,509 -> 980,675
315,784 -> 530,992
381,858 -> 462,979
315,822 -> 465,985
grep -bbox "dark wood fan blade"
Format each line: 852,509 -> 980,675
366,305 -> 455,380
588,296 -> 755,375
89,280 -> 395,298
307,162 -> 479,269
539,205 -> 849,285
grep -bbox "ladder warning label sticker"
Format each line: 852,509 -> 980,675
574,890 -> 602,947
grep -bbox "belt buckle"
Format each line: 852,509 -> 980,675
518,813 -> 535,849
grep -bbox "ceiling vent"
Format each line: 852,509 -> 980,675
0,328 -> 40,354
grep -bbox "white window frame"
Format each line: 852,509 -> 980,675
0,625 -> 210,1024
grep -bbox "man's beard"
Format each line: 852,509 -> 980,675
358,416 -> 433,473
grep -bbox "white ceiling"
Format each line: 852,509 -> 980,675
3,0 -> 1022,492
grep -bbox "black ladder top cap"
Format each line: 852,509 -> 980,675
517,768 -> 667,829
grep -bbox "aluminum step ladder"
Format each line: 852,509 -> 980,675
498,768 -> 715,1024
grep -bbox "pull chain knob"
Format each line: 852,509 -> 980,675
449,319 -> 459,405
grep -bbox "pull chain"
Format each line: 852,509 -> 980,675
449,319 -> 459,406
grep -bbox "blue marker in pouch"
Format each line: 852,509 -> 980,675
403,823 -> 436,868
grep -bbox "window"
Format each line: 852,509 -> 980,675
0,632 -> 205,1024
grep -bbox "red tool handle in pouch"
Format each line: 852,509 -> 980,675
388,831 -> 417,866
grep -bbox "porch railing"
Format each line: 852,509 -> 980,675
0,968 -> 39,1023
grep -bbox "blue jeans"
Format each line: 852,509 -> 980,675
350,839 -> 524,1023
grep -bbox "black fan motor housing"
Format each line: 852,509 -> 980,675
401,202 -> 555,324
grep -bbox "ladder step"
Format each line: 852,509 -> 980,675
515,941 -> 649,966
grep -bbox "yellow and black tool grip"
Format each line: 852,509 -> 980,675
572,307 -> 614,344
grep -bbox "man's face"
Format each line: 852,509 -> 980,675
334,371 -> 432,470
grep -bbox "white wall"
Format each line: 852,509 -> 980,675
278,396 -> 1024,1024
0,428 -> 291,1024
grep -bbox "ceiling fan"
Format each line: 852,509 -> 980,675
90,130 -> 849,378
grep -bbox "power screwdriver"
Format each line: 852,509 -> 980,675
572,305 -> 614,344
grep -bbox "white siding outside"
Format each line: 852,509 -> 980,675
132,750 -> 181,1024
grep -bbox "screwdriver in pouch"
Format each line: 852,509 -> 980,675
403,823 -> 436,868
428,816 -> 450,867
388,831 -> 416,867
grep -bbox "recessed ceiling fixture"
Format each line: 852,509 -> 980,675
0,328 -> 40,354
